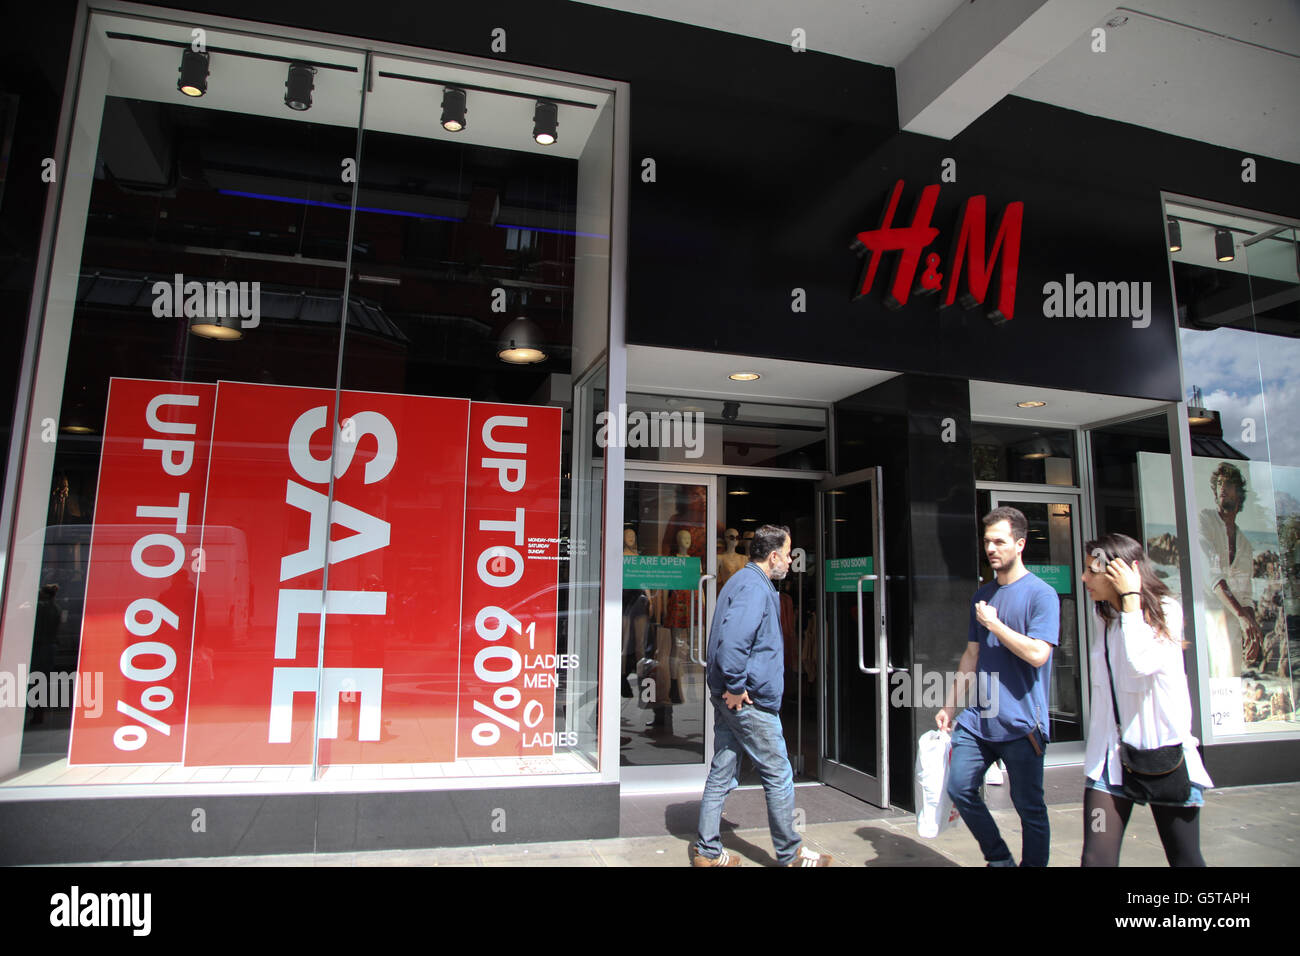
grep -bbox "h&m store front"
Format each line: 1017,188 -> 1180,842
0,2 -> 1297,862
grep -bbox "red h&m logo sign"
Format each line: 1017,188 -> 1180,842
852,180 -> 1024,323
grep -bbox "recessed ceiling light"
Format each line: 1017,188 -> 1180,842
1016,400 -> 1046,408
729,372 -> 760,382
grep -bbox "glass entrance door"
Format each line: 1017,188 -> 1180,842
818,467 -> 894,806
981,490 -> 1087,746
620,472 -> 717,789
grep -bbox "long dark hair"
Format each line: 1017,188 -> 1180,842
1084,531 -> 1177,642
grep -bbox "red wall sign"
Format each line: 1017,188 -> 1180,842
853,179 -> 1024,322
68,379 -> 562,767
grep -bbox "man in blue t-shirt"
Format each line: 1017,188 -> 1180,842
937,506 -> 1060,866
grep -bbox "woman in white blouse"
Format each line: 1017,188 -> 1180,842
1080,532 -> 1212,867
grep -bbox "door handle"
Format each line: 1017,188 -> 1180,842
695,573 -> 715,665
856,574 -> 906,675
855,574 -> 878,675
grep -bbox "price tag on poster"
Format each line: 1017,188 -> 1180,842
1208,677 -> 1244,736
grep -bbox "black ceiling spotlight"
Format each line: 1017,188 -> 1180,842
721,401 -> 740,422
1215,228 -> 1235,262
177,48 -> 209,97
532,100 -> 558,145
1167,217 -> 1181,253
441,86 -> 467,132
284,62 -> 316,111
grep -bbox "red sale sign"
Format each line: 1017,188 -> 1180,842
457,403 -> 563,758
68,378 -> 563,768
69,379 -> 216,765
183,383 -> 471,766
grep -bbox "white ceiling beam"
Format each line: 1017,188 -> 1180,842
897,0 -> 1118,139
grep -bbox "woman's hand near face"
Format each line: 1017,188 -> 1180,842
1104,557 -> 1141,601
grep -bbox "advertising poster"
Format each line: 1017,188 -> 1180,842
1137,451 -> 1297,732
457,403 -> 563,758
183,383 -> 472,766
68,379 -> 216,765
69,378 -> 562,767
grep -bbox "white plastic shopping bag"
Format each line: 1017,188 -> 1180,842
915,730 -> 960,838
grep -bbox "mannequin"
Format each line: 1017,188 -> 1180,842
717,527 -> 746,588
649,486 -> 707,731
668,528 -> 694,703
740,529 -> 755,557
622,529 -> 649,698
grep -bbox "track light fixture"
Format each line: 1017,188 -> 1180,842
177,49 -> 209,97
284,62 -> 316,111
532,100 -> 558,145
1215,228 -> 1234,262
441,87 -> 467,132
1166,217 -> 1181,253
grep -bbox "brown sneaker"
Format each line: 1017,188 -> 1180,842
785,846 -> 832,867
691,848 -> 741,867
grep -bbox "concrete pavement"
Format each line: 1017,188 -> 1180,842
69,778 -> 1300,867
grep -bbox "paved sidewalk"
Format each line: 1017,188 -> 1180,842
77,779 -> 1300,867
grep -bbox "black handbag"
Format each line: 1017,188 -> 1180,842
1100,622 -> 1191,804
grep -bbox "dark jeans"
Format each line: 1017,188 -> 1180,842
947,724 -> 1050,866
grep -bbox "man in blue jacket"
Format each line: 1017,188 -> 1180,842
691,524 -> 832,867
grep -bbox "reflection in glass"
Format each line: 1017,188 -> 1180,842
620,481 -> 709,766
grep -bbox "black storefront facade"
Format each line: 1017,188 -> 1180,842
0,1 -> 1297,864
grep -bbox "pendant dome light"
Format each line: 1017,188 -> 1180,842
189,313 -> 244,341
497,316 -> 547,364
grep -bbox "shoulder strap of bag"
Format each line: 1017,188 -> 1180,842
1102,620 -> 1123,737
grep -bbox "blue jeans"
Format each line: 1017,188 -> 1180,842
695,696 -> 801,865
947,723 -> 1050,867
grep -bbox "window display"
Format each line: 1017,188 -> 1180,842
0,11 -> 614,787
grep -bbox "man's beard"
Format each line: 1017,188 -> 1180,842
770,564 -> 789,580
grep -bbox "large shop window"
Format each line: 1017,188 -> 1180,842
1164,199 -> 1299,739
0,12 -> 616,788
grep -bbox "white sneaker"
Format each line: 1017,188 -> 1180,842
985,761 -> 1004,786
786,846 -> 833,867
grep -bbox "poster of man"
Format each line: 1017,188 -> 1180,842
1137,452 -> 1297,730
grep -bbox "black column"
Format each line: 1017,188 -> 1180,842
835,373 -> 977,810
